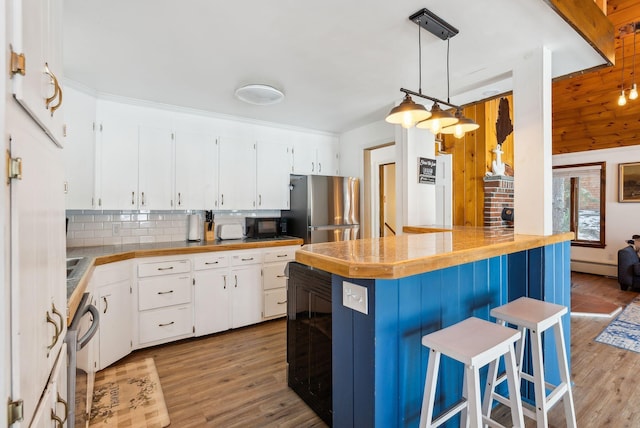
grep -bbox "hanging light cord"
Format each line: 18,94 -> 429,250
633,24 -> 636,83
621,32 -> 626,91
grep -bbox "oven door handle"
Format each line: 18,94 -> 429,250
77,304 -> 99,351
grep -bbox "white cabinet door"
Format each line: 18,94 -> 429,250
292,136 -> 339,175
9,123 -> 67,426
29,347 -> 68,428
96,113 -> 139,209
63,86 -> 97,209
218,136 -> 256,210
97,278 -> 132,370
10,0 -> 65,147
194,269 -> 230,336
316,143 -> 339,175
175,131 -> 218,210
230,265 -> 262,328
138,125 -> 174,210
292,143 -> 317,175
256,140 -> 291,210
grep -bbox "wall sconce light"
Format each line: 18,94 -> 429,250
385,8 -> 479,138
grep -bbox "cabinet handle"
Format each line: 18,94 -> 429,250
141,191 -> 145,206
158,321 -> 175,327
178,192 -> 182,206
44,63 -> 63,116
46,311 -> 60,352
312,162 -> 315,172
205,261 -> 219,265
131,191 -> 135,205
51,303 -> 64,332
157,266 -> 174,271
276,254 -> 288,258
157,290 -> 174,295
319,162 -> 322,172
223,275 -> 227,289
102,296 -> 109,314
277,300 -> 287,305
234,275 -> 238,288
259,194 -> 262,206
56,392 -> 68,425
221,194 -> 224,205
276,275 -> 287,278
241,257 -> 254,261
51,409 -> 64,428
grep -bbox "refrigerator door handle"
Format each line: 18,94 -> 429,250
308,224 -> 359,231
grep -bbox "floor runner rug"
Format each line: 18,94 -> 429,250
595,297 -> 640,353
90,358 -> 170,427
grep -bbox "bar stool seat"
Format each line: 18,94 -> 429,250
483,297 -> 577,428
419,317 -> 525,428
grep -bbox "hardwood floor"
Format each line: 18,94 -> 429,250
118,272 -> 640,427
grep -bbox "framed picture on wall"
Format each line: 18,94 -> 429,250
619,162 -> 640,202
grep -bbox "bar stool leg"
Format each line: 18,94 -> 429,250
505,346 -> 525,428
530,329 -> 548,428
461,367 -> 469,428
420,350 -> 442,428
481,358 -> 499,423
466,365 -> 482,428
553,322 -> 577,428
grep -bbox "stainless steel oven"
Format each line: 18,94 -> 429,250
65,292 -> 99,428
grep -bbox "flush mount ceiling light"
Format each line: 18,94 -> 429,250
385,8 -> 479,138
235,84 -> 284,105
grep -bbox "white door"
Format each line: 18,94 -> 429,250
9,121 -> 67,426
230,265 -> 262,328
256,140 -> 291,210
218,136 -> 256,210
96,114 -> 139,209
98,278 -> 132,370
138,125 -> 174,210
194,270 -> 230,335
175,131 -> 218,210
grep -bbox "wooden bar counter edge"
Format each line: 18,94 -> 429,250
295,226 -> 574,280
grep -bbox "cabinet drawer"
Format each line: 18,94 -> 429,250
138,275 -> 191,310
263,248 -> 297,263
138,259 -> 191,277
139,305 -> 193,344
263,263 -> 288,290
194,254 -> 229,270
230,252 -> 261,266
264,288 -> 287,318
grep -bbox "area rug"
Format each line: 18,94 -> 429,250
90,358 -> 170,427
595,297 -> 640,353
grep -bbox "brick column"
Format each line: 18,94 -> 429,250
483,175 -> 514,229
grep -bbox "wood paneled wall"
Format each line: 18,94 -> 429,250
443,95 -> 514,226
553,0 -> 640,154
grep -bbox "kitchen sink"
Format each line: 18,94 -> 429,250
66,257 -> 85,279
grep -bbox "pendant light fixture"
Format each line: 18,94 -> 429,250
385,8 -> 479,137
630,25 -> 638,100
440,108 -> 480,138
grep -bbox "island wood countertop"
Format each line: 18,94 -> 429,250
295,228 -> 574,279
66,237 -> 303,326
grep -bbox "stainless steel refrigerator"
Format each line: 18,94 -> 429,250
283,175 -> 360,244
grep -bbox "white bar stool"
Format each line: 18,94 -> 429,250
419,317 -> 525,428
483,297 -> 577,428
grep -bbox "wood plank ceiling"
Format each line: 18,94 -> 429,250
553,0 -> 640,154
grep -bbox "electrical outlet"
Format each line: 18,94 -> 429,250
343,281 -> 368,315
112,223 -> 121,236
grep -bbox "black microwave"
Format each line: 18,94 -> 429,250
246,217 -> 287,239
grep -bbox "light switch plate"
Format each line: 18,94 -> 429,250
342,281 -> 368,315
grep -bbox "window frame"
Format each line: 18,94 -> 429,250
552,161 -> 606,248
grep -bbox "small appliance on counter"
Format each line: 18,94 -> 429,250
245,217 -> 282,239
217,223 -> 244,240
187,213 -> 202,241
204,211 -> 215,242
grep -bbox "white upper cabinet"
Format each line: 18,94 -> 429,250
218,136 -> 256,210
174,130 -> 218,210
10,0 -> 65,146
292,134 -> 339,175
256,140 -> 291,210
95,102 -> 139,210
63,86 -> 97,209
138,125 -> 174,210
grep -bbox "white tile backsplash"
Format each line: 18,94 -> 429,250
66,209 -> 281,247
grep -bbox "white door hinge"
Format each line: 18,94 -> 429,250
6,150 -> 23,183
8,399 -> 24,425
9,47 -> 25,76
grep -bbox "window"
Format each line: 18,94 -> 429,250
552,162 -> 606,248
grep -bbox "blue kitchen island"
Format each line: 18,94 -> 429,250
291,227 -> 574,427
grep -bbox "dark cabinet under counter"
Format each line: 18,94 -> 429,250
286,262 -> 333,426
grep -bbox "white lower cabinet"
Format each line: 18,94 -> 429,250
29,347 -> 68,428
230,262 -> 262,328
262,246 -> 297,319
95,261 -> 133,371
137,258 -> 194,347
194,254 -> 230,336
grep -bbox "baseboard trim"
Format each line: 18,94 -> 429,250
571,260 -> 617,277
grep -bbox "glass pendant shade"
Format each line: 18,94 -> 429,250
440,109 -> 480,138
416,103 -> 458,134
631,83 -> 638,100
618,90 -> 627,106
385,93 -> 432,128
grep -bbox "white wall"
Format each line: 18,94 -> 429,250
554,145 -> 640,273
403,127 -> 437,226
